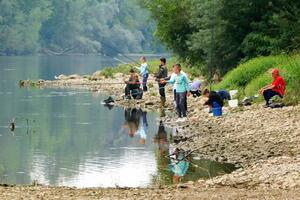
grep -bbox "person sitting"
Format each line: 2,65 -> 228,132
217,90 -> 231,101
124,69 -> 143,100
260,69 -> 286,107
203,89 -> 224,112
190,80 -> 201,98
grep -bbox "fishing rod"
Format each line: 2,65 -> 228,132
100,49 -> 136,68
113,57 -> 129,65
99,40 -> 140,65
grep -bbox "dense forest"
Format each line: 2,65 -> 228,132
142,0 -> 300,74
0,0 -> 162,56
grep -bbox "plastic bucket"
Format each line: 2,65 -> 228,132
228,99 -> 238,108
212,107 -> 222,117
229,90 -> 238,99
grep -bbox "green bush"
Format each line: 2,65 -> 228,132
245,73 -> 272,96
100,57 -> 204,79
215,54 -> 300,105
214,55 -> 289,90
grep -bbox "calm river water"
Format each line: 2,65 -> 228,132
0,55 -> 236,188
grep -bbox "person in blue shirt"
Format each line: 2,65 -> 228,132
169,151 -> 189,184
138,56 -> 149,92
217,90 -> 231,101
203,89 -> 224,113
161,64 -> 191,122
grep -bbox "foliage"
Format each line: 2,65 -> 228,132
215,54 -> 300,105
142,0 -> 300,74
0,0 -> 162,56
0,0 -> 52,55
214,55 -> 288,89
100,57 -> 203,80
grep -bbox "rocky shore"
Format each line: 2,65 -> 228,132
10,72 -> 300,199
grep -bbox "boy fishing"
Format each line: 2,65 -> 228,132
154,57 -> 168,108
138,56 -> 149,92
161,64 -> 191,122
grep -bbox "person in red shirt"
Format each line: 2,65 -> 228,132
260,69 -> 286,107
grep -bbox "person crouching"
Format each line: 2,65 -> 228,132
203,89 -> 224,113
161,64 -> 191,122
260,69 -> 286,107
125,69 -> 143,100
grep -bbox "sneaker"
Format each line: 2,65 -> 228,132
176,118 -> 183,123
103,96 -> 114,104
181,117 -> 188,122
263,104 -> 269,108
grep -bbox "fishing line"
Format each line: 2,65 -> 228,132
99,40 -> 140,65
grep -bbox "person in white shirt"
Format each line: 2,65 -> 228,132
139,56 -> 149,92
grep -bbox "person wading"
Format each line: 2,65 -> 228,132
154,57 -> 168,108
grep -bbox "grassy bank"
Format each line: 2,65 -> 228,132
100,54 -> 299,105
100,57 -> 203,80
214,54 -> 300,105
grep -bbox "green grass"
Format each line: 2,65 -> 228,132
214,54 -> 300,105
100,57 -> 204,79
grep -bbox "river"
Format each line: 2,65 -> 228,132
0,55 -> 236,188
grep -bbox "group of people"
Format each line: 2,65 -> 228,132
124,57 -> 286,121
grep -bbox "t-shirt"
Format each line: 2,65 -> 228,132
168,72 -> 190,93
170,71 -> 187,90
140,63 -> 149,76
204,91 -> 224,107
155,65 -> 168,81
272,76 -> 286,96
190,81 -> 201,91
217,90 -> 230,100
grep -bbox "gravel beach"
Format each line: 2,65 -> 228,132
10,73 -> 300,199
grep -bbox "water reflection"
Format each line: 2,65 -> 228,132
123,108 -> 148,145
153,121 -> 169,156
0,56 -> 238,188
169,151 -> 189,184
152,121 -> 239,185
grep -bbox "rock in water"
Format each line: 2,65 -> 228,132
103,96 -> 115,104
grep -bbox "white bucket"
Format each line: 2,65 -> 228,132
229,90 -> 238,99
228,99 -> 238,108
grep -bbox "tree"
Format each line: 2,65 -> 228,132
0,0 -> 52,55
0,0 -> 162,55
142,0 -> 300,73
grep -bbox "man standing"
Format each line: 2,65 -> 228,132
154,57 -> 168,108
260,69 -> 286,107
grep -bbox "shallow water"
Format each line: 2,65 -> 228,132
0,56 -> 237,188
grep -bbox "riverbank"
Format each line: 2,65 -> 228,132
15,72 -> 300,199
1,184 -> 299,200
